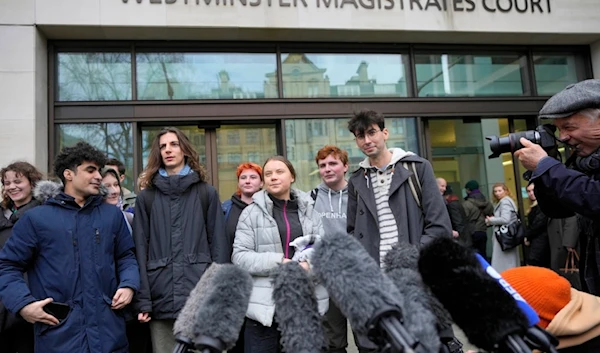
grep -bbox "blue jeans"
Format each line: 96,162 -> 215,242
244,318 -> 281,353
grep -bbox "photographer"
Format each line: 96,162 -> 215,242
515,79 -> 600,295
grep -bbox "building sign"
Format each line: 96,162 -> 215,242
122,0 -> 551,13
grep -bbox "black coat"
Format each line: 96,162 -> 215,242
133,172 -> 230,319
223,194 -> 249,252
559,335 -> 600,353
526,205 -> 550,267
532,157 -> 600,295
445,198 -> 468,246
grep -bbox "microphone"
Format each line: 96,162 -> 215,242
271,262 -> 326,353
173,264 -> 221,353
418,237 -> 557,353
192,264 -> 253,353
474,254 -> 539,327
312,232 -> 433,353
382,243 -> 442,353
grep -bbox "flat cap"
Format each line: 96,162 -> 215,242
538,79 -> 600,119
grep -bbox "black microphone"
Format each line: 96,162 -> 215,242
382,243 -> 453,352
418,237 -> 532,353
191,264 -> 253,353
312,232 -> 432,353
272,262 -> 326,353
173,264 -> 220,353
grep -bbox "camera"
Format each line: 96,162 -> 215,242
486,124 -> 557,159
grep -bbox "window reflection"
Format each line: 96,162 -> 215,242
57,53 -> 132,101
285,118 -> 418,192
136,53 -> 278,100
533,54 -> 579,96
216,125 -> 277,202
57,123 -> 134,190
415,53 -> 526,97
279,53 -> 409,98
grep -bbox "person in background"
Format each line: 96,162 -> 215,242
548,216 -> 579,273
101,167 -> 150,353
105,158 -> 136,211
463,180 -> 494,259
133,127 -> 230,353
437,178 -> 468,245
502,266 -> 600,352
232,156 -> 328,353
312,145 -> 349,353
524,182 -> 550,267
0,141 -> 139,353
222,162 -> 264,250
0,161 -> 43,353
102,168 -> 133,232
485,182 -> 521,273
221,162 -> 263,353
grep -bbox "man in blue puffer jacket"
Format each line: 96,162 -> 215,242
0,142 -> 140,353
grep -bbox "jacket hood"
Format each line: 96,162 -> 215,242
231,193 -> 248,209
465,192 -> 490,207
358,147 -> 415,170
548,288 -> 600,349
316,182 -> 348,214
153,171 -> 201,195
34,180 -> 63,203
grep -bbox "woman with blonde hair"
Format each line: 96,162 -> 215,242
485,182 -> 521,272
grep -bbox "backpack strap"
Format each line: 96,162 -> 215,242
143,182 -> 209,222
310,188 -> 319,201
402,161 -> 422,208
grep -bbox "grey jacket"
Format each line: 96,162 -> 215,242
347,152 -> 452,263
489,196 -> 521,272
232,188 -> 329,327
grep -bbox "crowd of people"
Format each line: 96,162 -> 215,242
0,79 -> 599,353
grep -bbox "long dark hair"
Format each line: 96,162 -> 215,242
1,161 -> 44,209
140,127 -> 207,189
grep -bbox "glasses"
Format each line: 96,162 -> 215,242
355,128 -> 381,141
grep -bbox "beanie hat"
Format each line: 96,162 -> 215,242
464,180 -> 479,191
501,266 -> 572,329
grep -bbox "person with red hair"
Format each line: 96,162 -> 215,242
222,162 -> 264,253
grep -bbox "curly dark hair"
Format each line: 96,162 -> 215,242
1,161 -> 44,209
348,110 -> 385,136
53,141 -> 107,185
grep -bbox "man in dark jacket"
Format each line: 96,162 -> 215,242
462,180 -> 494,259
133,127 -> 230,353
0,142 -> 140,353
524,182 -> 550,267
437,178 -> 467,244
515,79 -> 600,295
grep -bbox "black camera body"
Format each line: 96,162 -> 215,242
486,124 -> 557,159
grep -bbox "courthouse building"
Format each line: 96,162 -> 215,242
1,0 -> 600,209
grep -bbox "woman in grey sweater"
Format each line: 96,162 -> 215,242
486,182 -> 521,272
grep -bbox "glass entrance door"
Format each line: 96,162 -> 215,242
141,123 -> 277,201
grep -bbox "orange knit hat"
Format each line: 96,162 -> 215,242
501,266 -> 572,329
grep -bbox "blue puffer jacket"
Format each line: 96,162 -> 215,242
0,185 -> 140,353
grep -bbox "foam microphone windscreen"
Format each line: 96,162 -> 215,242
312,233 -> 436,352
418,237 -> 529,352
173,263 -> 220,341
272,262 -> 326,353
193,264 -> 253,351
383,243 -> 452,340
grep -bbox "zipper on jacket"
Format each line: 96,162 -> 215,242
95,228 -> 100,244
283,201 -> 291,259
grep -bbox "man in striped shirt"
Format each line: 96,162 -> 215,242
346,110 -> 452,268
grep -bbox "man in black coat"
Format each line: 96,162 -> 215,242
515,79 -> 600,295
437,178 -> 469,246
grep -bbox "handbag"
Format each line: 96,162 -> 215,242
559,250 -> 582,290
494,202 -> 525,251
